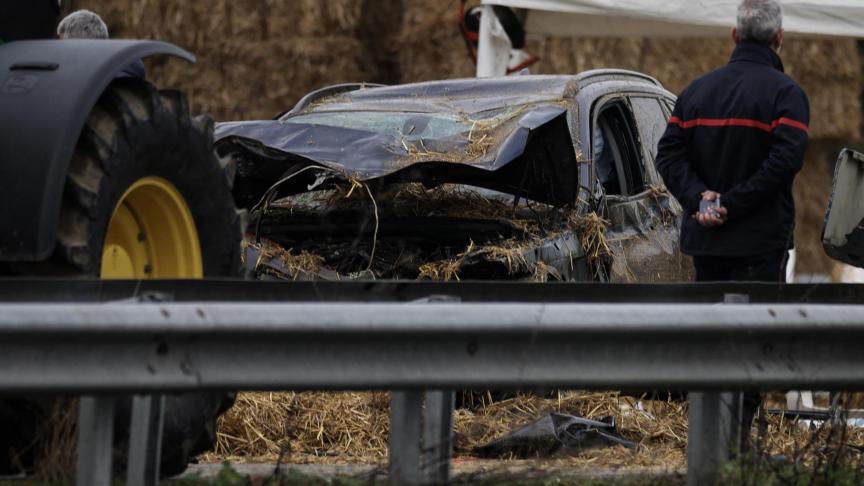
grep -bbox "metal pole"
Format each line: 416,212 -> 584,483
126,394 -> 165,486
723,293 -> 749,457
687,392 -> 739,485
389,391 -> 423,485
687,294 -> 750,485
76,396 -> 116,486
476,5 -> 511,77
722,293 -> 748,457
421,390 -> 455,485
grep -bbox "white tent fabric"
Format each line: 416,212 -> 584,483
482,0 -> 864,38
476,1 -> 864,76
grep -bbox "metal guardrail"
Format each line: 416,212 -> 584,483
1,302 -> 863,391
1,284 -> 863,485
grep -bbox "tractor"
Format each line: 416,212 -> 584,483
0,0 -> 244,476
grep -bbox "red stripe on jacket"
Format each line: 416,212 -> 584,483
668,116 -> 809,133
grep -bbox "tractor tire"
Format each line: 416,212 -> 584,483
58,77 -> 243,278
0,77 -> 243,477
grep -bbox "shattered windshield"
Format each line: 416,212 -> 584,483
282,107 -> 527,141
218,102 -> 579,207
283,112 -> 466,140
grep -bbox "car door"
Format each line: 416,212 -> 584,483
823,148 -> 864,268
591,94 -> 693,282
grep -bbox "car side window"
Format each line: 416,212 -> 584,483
630,96 -> 669,164
593,101 -> 645,197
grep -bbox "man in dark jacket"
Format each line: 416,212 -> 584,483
656,0 -> 809,283
656,0 -> 809,451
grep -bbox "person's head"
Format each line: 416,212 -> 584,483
732,0 -> 784,53
57,9 -> 108,39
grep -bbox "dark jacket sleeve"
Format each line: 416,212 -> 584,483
655,95 -> 707,215
722,84 -> 810,218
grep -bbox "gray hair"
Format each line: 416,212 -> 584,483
57,10 -> 109,39
737,0 -> 783,44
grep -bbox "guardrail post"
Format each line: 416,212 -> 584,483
722,291 -> 748,460
421,390 -> 454,485
389,391 -> 423,485
687,391 -> 738,485
687,293 -> 749,485
77,396 -> 116,486
126,394 -> 165,486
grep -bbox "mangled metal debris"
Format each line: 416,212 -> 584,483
242,183 -> 599,282
474,412 -> 637,459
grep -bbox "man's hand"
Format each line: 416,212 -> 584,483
693,190 -> 728,227
701,190 -> 721,202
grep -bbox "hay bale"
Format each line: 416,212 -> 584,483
398,0 -> 476,82
68,0 -> 383,121
793,141 -> 843,278
528,37 -> 645,75
786,39 -> 861,141
213,391 -> 390,462
211,390 -> 864,471
209,391 -> 689,470
213,37 -> 377,120
639,39 -> 730,94
141,36 -> 377,121
262,0 -> 367,38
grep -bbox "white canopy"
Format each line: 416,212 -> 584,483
484,0 -> 864,38
477,0 -> 864,76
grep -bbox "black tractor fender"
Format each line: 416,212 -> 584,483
0,39 -> 195,261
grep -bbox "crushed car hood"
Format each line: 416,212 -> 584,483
215,77 -> 582,208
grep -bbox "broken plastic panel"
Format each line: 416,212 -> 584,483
823,149 -> 864,268
474,412 -> 637,459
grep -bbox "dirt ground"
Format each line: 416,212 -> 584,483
180,462 -> 683,485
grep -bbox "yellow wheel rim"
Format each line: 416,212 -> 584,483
100,176 -> 203,279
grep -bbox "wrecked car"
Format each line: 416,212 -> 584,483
215,70 -> 693,282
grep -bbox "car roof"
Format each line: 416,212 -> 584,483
286,70 -> 664,117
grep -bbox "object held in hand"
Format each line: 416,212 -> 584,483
699,197 -> 722,217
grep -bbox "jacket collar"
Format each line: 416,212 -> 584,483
729,42 -> 784,72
